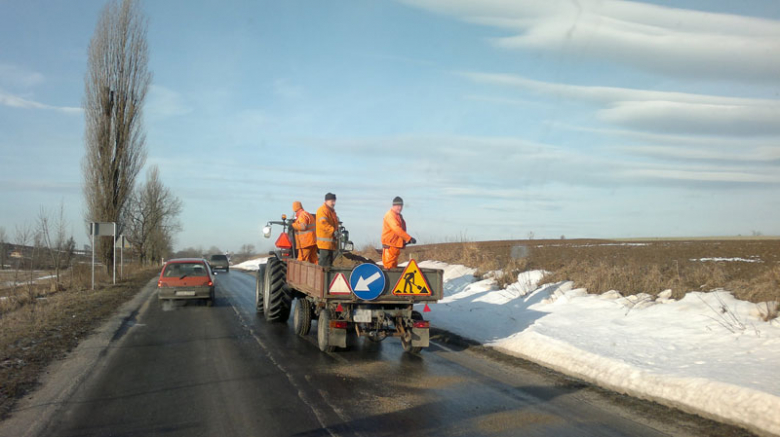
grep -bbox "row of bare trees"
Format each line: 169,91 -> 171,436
82,0 -> 181,268
0,204 -> 78,297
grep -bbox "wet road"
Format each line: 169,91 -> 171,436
32,271 -> 748,437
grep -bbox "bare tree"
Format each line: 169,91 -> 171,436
82,0 -> 151,272
124,165 -> 182,265
13,224 -> 35,301
239,244 -> 255,258
38,202 -> 70,285
0,227 -> 7,270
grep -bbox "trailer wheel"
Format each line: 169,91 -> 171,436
293,298 -> 312,336
317,310 -> 336,352
264,257 -> 291,323
255,265 -> 266,314
402,311 -> 424,354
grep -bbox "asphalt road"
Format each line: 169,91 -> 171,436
24,270 -> 751,437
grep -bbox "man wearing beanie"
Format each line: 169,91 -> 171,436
291,201 -> 317,264
381,196 -> 416,269
316,193 -> 339,267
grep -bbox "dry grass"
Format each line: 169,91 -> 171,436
407,239 -> 780,306
0,263 -> 147,316
756,301 -> 779,322
0,266 -> 158,418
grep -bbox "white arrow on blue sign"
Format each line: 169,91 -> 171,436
349,263 -> 386,301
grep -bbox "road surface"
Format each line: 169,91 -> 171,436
6,271 -> 752,437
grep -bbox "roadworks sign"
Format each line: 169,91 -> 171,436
392,259 -> 432,296
329,273 -> 351,295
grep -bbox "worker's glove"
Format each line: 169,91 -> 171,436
409,237 -> 417,245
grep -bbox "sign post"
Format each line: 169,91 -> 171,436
115,235 -> 130,279
90,222 -> 116,290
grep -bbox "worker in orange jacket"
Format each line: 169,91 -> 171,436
381,196 -> 416,269
316,193 -> 339,267
291,201 -> 318,264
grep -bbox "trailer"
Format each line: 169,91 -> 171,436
255,215 -> 443,353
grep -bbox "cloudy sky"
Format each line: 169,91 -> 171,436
1,0 -> 779,252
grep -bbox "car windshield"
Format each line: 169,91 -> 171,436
210,255 -> 227,261
163,263 -> 208,278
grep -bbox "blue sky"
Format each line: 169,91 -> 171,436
1,0 -> 779,252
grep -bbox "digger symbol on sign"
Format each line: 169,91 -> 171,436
392,259 -> 432,296
402,271 -> 428,294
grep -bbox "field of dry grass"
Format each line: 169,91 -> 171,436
372,238 -> 780,305
0,265 -> 158,418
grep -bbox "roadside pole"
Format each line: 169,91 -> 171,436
113,223 -> 116,285
91,224 -> 95,290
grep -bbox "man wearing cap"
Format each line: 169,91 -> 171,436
381,196 -> 416,269
316,193 -> 339,267
291,201 -> 317,264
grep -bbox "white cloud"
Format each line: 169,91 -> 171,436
0,89 -> 81,114
403,0 -> 780,81
611,145 -> 780,163
0,63 -> 45,88
462,72 -> 780,135
272,78 -> 303,99
626,168 -> 780,184
146,85 -> 193,119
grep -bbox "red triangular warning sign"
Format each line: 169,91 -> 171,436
275,232 -> 292,249
329,273 -> 351,295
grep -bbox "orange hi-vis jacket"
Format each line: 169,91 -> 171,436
316,203 -> 339,250
292,209 -> 316,249
381,210 -> 411,249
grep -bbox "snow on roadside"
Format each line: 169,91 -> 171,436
420,261 -> 780,436
231,257 -> 269,271
691,257 -> 763,263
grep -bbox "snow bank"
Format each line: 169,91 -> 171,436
691,257 -> 763,263
231,257 -> 269,271
423,262 -> 780,436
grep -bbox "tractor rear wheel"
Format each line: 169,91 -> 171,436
263,257 -> 291,322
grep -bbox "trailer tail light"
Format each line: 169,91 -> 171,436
330,321 -> 348,329
413,320 -> 430,329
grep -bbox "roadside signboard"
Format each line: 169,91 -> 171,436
349,263 -> 386,301
392,259 -> 432,296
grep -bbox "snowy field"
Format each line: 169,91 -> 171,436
415,260 -> 780,436
231,256 -> 268,271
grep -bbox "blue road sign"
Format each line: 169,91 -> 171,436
349,263 -> 386,301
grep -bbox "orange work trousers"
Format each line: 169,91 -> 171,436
298,246 -> 318,264
382,246 -> 401,269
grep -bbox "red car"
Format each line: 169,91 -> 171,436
158,258 -> 215,306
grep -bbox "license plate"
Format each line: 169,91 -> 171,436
176,291 -> 195,296
353,309 -> 372,323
